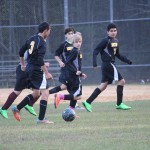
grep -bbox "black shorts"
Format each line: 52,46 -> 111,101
14,65 -> 28,91
67,74 -> 82,97
59,70 -> 82,96
58,68 -> 69,85
26,64 -> 48,90
101,62 -> 123,84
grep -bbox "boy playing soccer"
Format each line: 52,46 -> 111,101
49,28 -> 84,110
54,32 -> 87,110
82,23 -> 132,112
0,51 -> 38,119
12,22 -> 53,123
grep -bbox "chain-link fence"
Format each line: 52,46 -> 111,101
0,0 -> 150,87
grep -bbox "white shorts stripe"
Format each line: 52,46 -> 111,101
111,63 -> 118,81
40,74 -> 47,89
73,85 -> 81,97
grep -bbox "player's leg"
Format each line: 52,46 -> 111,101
49,72 -> 67,94
82,82 -> 108,112
37,89 -> 54,124
0,65 -> 26,119
54,93 -> 74,108
35,72 -> 54,124
0,90 -> 21,119
49,84 -> 67,94
12,89 -> 40,121
24,92 -> 40,116
54,77 -> 81,108
116,79 -> 131,110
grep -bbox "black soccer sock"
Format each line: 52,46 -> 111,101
38,100 -> 47,120
86,88 -> 101,104
70,100 -> 77,109
64,94 -> 74,100
28,96 -> 39,107
117,85 -> 123,106
2,92 -> 18,110
17,94 -> 34,111
49,86 -> 61,94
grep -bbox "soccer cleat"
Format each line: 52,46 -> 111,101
24,105 -> 37,116
36,118 -> 54,124
82,101 -> 92,112
54,94 -> 61,109
75,105 -> 85,110
116,103 -> 131,110
0,108 -> 8,119
12,106 -> 21,122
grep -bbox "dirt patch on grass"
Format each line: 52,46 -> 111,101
0,84 -> 150,105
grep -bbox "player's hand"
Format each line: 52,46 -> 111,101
76,71 -> 81,75
45,72 -> 53,80
82,73 -> 87,79
21,65 -> 26,71
59,62 -> 65,68
45,62 -> 50,67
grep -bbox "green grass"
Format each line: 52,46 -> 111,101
0,100 -> 150,150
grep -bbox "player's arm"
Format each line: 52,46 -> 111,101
78,51 -> 82,71
77,51 -> 87,78
41,65 -> 53,80
54,43 -> 65,67
39,45 -> 53,80
65,49 -> 79,74
55,56 -> 65,67
19,42 -> 28,71
93,39 -> 107,68
65,49 -> 78,64
115,48 -> 132,64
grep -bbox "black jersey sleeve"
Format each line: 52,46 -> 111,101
55,43 -> 65,56
65,48 -> 78,64
93,38 -> 108,67
19,41 -> 28,57
78,51 -> 82,71
115,48 -> 132,64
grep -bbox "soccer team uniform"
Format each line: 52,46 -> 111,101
19,34 -> 47,90
55,41 -> 73,85
93,36 -> 132,84
65,48 -> 83,97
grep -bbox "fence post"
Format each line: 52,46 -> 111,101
64,0 -> 69,29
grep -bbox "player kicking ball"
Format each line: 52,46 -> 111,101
54,32 -> 87,114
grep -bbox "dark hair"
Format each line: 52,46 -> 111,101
38,22 -> 50,33
107,23 -> 117,31
64,27 -> 76,35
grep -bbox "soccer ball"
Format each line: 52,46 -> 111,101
62,108 -> 76,122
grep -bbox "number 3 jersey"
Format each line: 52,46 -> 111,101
19,34 -> 46,67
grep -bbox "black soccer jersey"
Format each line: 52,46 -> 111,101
65,47 -> 78,73
55,41 -> 74,63
19,34 -> 46,66
93,36 -> 131,67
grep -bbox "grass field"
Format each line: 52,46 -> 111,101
0,100 -> 150,150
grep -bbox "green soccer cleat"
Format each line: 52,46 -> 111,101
82,101 -> 92,112
0,108 -> 8,119
116,103 -> 131,110
24,105 -> 37,116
